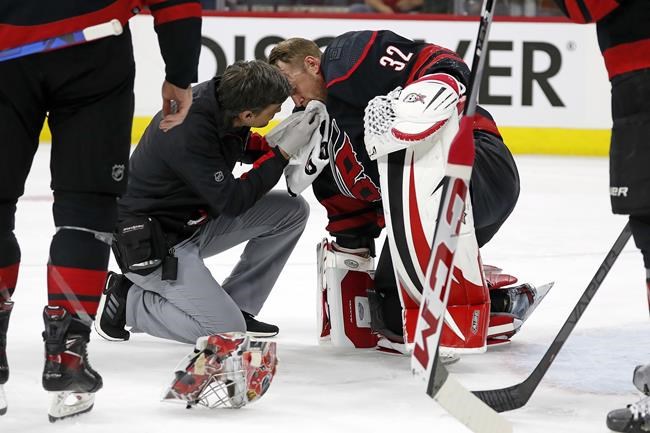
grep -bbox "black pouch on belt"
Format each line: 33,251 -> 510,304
112,217 -> 168,276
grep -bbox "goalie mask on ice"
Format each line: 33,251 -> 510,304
162,333 -> 277,409
364,73 -> 466,160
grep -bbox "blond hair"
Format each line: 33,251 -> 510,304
268,38 -> 322,68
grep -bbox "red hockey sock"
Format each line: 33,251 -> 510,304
0,263 -> 19,302
47,265 -> 107,319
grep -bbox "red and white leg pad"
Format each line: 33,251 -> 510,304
316,239 -> 378,348
375,108 -> 490,356
399,237 -> 490,356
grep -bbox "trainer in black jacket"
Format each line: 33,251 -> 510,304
119,76 -> 292,242
97,61 -> 317,347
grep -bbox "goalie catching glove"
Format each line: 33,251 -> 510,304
364,73 -> 465,160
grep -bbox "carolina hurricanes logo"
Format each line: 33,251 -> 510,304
402,92 -> 426,104
329,119 -> 381,202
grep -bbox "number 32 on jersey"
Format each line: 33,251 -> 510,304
379,45 -> 413,71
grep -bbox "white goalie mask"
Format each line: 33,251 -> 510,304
364,73 -> 465,160
162,333 -> 278,409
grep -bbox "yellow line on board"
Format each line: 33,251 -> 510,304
39,117 -> 611,157
500,127 -> 610,156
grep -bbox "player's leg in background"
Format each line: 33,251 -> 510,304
40,29 -> 135,420
610,69 -> 650,302
0,52 -> 48,415
605,69 -> 650,433
629,215 -> 650,304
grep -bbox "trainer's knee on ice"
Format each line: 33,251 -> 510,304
53,191 -> 118,231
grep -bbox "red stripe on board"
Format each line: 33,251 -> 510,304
196,10 -> 571,23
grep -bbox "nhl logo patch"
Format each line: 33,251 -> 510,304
214,171 -> 224,182
111,164 -> 125,182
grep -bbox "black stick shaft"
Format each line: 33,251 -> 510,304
474,223 -> 632,412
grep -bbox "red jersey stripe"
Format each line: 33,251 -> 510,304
152,3 -> 202,26
603,39 -> 650,79
326,31 -> 378,88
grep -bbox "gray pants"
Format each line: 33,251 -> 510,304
124,192 -> 309,344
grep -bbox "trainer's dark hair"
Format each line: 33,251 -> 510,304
218,60 -> 291,121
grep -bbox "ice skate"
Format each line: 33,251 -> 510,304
487,282 -> 554,345
607,395 -> 650,433
42,306 -> 102,422
0,300 -> 13,415
162,332 -> 277,409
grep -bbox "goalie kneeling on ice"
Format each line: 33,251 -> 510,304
364,73 -> 465,160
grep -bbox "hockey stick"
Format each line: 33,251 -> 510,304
410,0 -> 511,432
473,223 -> 632,412
0,19 -> 123,63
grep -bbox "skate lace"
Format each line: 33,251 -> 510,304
629,395 -> 650,422
76,336 -> 99,376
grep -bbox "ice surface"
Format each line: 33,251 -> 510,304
2,147 -> 648,433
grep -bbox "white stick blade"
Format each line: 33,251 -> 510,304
435,374 -> 512,433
